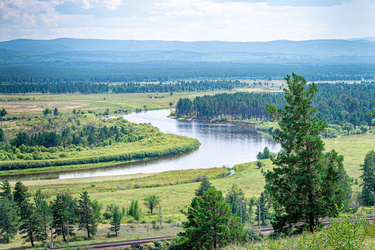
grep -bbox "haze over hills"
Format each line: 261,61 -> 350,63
1,38 -> 375,64
1,38 -> 374,83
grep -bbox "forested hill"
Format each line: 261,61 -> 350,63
175,83 -> 375,127
1,38 -> 375,83
1,38 -> 375,59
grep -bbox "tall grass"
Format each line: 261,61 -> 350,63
226,215 -> 375,250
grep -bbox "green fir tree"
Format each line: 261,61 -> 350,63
0,196 -> 19,243
34,190 -> 51,242
77,191 -> 97,238
178,189 -> 246,249
19,200 -> 46,247
360,150 -> 375,214
225,184 -> 248,222
51,193 -> 77,242
109,204 -> 122,236
195,178 -> 215,197
264,74 -> 346,233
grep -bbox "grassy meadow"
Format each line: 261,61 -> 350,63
1,87 -> 375,249
3,132 -> 373,249
0,86 -> 280,118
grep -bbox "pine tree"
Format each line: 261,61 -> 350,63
92,199 -> 102,224
248,197 -> 256,225
51,193 -> 77,242
255,192 -> 270,226
178,189 -> 246,249
19,200 -> 46,246
34,189 -> 51,241
195,178 -> 215,197
13,181 -> 30,215
0,108 -> 7,127
0,180 -> 12,200
265,74 -> 346,233
128,200 -> 141,221
77,191 -> 97,238
360,150 -> 375,214
225,184 -> 248,222
109,204 -> 122,236
0,196 -> 19,243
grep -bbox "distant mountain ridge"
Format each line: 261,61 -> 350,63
1,38 -> 375,64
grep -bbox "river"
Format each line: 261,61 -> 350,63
4,109 -> 281,181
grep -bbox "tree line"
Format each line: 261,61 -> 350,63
1,61 -> 374,83
0,180 -> 100,246
0,177 -> 274,249
0,80 -> 246,94
175,82 -> 375,127
9,122 -> 145,149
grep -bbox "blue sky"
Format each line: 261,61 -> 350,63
0,0 -> 374,42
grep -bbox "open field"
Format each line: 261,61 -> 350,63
324,134 -> 375,179
14,134 -> 375,217
0,87 -> 281,118
3,133 -> 373,249
1,87 -> 375,248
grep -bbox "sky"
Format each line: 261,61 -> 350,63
0,0 -> 374,42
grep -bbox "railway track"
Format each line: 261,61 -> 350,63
53,236 -> 172,249
53,216 -> 375,249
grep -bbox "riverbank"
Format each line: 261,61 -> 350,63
3,133 -> 375,249
171,114 -> 258,127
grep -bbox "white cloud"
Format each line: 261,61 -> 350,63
82,0 -> 91,9
0,0 -> 374,41
104,0 -> 123,10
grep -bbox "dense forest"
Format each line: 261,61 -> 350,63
0,112 -> 199,170
175,83 -> 375,128
0,62 -> 374,84
0,80 -> 246,94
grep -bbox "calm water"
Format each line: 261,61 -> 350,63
4,109 -> 281,181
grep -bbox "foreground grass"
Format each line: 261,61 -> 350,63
226,216 -> 375,250
0,223 -> 181,250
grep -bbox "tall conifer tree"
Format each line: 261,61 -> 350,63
77,191 -> 97,238
360,150 -> 375,214
109,205 -> 122,236
19,200 -> 46,247
13,181 -> 30,215
178,189 -> 245,249
0,196 -> 19,243
0,180 -> 12,200
265,74 -> 346,233
51,193 -> 77,242
34,190 -> 51,241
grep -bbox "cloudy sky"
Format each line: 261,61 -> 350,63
1,0 -> 374,42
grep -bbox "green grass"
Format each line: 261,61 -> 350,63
14,133 -> 375,219
0,86 -> 282,118
324,134 -> 375,179
1,89 -> 375,248
225,215 -> 375,250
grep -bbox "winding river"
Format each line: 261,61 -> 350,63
5,109 -> 281,181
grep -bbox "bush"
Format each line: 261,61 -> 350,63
256,146 -> 276,160
256,161 -> 265,169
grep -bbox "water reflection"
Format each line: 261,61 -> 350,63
2,109 -> 281,181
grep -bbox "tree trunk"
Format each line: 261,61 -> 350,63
309,214 -> 314,233
62,230 -> 66,242
309,193 -> 315,233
